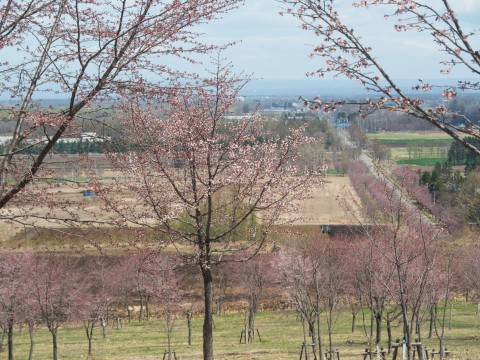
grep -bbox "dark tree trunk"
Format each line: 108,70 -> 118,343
167,305 -> 173,360
328,309 -> 334,359
416,316 -> 422,343
429,305 -> 436,339
51,328 -> 58,360
386,314 -> 392,354
114,312 -> 122,329
248,304 -> 256,342
138,292 -> 144,322
145,296 -> 150,321
448,301 -> 453,330
375,313 -> 382,346
351,313 -> 356,334
87,324 -> 93,358
7,318 -> 13,360
439,337 -> 445,359
361,307 -> 368,337
84,320 -> 95,358
316,311 -> 323,360
315,270 -> 322,360
202,266 -> 214,360
187,313 -> 192,346
28,320 -> 35,360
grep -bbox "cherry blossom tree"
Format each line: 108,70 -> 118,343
102,58 -> 317,360
179,300 -> 201,347
281,0 -> 480,156
456,243 -> 480,307
317,238 -> 348,359
148,254 -> 180,360
27,254 -> 82,360
0,0 -> 244,218
213,262 -> 233,316
276,236 -> 348,360
235,255 -> 272,343
344,171 -> 441,358
0,252 -> 30,360
349,236 -> 396,353
75,256 -> 111,359
428,250 -> 456,359
277,247 -> 323,358
108,254 -> 138,324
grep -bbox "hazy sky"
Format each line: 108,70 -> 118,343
198,0 -> 480,81
2,0 -> 479,100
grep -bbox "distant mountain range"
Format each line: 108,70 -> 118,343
0,78 -> 473,103
240,79 -> 365,97
240,78 -> 470,98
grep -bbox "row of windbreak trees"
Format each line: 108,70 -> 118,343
0,139 -> 106,159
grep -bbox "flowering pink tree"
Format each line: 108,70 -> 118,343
108,254 -> 138,324
0,0 -> 243,216
234,254 -> 273,343
148,254 -> 180,360
0,252 -> 31,360
346,170 -> 441,358
281,0 -> 480,155
276,236 -> 348,360
349,235 -> 397,352
27,254 -> 82,360
276,247 -> 322,357
103,59 -> 317,360
75,256 -> 111,359
456,244 -> 480,306
179,300 -> 202,347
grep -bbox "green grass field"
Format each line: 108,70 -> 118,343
366,132 -> 455,166
8,304 -> 480,360
366,132 -> 455,146
396,158 -> 446,166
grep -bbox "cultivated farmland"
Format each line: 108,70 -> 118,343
367,131 -> 455,166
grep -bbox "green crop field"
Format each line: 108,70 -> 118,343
366,132 -> 458,166
366,132 -> 456,147
8,304 -> 480,360
396,157 -> 446,166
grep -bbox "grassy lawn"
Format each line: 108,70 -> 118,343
9,304 -> 480,359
